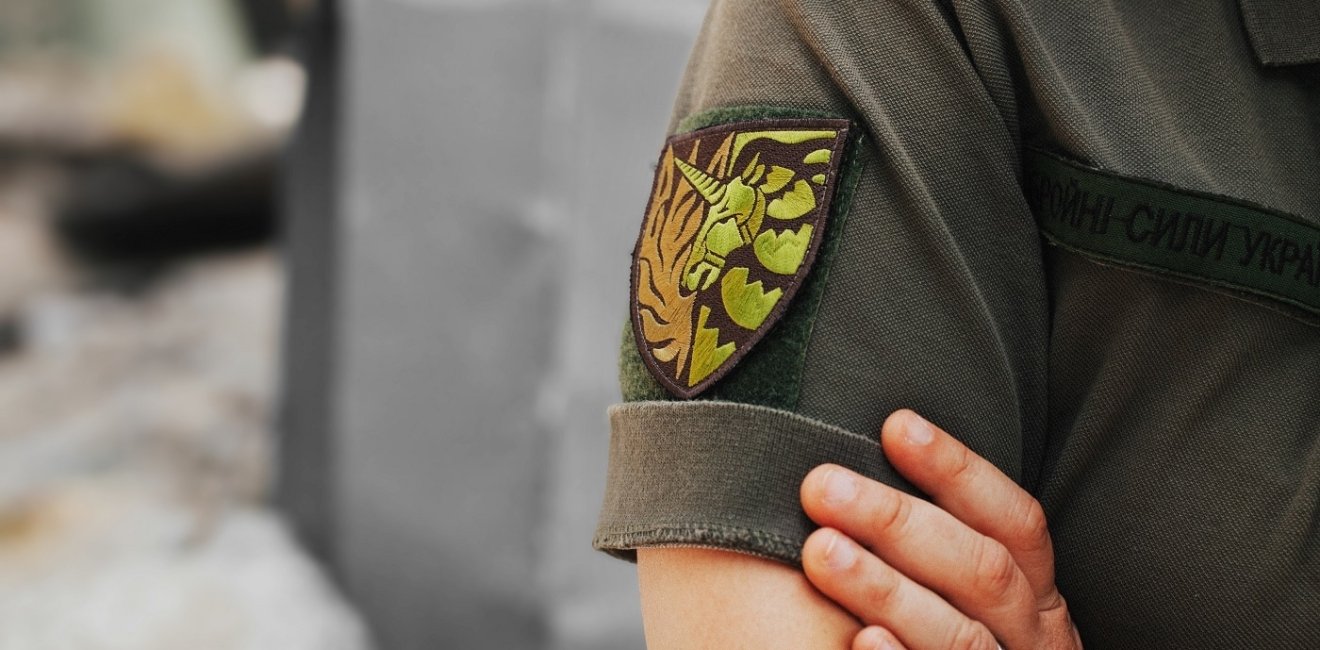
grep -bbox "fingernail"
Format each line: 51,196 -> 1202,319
860,627 -> 896,650
904,413 -> 934,446
824,531 -> 856,570
823,468 -> 857,505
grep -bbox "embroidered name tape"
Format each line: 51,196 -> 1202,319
1025,148 -> 1320,318
630,118 -> 850,399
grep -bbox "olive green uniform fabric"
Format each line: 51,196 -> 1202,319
594,0 -> 1320,647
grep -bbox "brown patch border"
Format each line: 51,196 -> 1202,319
630,117 -> 851,399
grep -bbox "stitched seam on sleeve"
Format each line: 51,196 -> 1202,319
593,523 -> 805,565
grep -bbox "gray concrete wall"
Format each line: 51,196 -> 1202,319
288,1 -> 706,647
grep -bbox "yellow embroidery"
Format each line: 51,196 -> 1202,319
632,121 -> 846,394
731,130 -> 838,165
673,158 -> 766,291
754,224 -> 814,275
721,267 -> 783,330
689,305 -> 735,386
634,137 -> 733,377
760,166 -> 794,194
766,180 -> 817,220
803,148 -> 832,165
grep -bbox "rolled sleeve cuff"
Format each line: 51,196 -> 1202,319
592,400 -> 909,566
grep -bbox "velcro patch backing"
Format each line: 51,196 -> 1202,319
630,118 -> 850,399
1025,148 -> 1320,319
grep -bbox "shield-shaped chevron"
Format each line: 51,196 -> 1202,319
630,118 -> 851,399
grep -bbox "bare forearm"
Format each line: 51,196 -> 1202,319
638,547 -> 860,649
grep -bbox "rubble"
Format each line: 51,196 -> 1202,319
0,245 -> 371,650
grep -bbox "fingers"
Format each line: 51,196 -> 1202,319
853,625 -> 907,650
880,410 -> 1060,604
803,528 -> 999,650
802,466 -> 1039,649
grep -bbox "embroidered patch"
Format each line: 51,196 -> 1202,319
1025,147 -> 1320,319
630,118 -> 850,399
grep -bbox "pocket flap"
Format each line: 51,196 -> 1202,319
1239,0 -> 1320,66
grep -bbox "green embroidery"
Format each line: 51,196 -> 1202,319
803,148 -> 832,165
706,219 -> 746,259
730,130 -> 839,165
673,155 -> 767,292
766,180 -> 817,220
721,266 -> 783,330
754,224 -> 814,275
1025,148 -> 1320,319
760,166 -> 794,194
689,305 -> 735,386
625,105 -> 866,402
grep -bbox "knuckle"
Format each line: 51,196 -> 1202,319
869,490 -> 912,537
1038,586 -> 1068,613
948,620 -> 998,650
861,565 -> 903,611
1011,497 -> 1052,553
947,444 -> 980,485
970,538 -> 1019,596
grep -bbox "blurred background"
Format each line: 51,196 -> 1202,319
0,0 -> 706,647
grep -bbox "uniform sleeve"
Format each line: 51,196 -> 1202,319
593,0 -> 1050,565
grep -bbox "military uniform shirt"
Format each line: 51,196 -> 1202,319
593,1 -> 1320,647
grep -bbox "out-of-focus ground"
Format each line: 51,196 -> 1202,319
0,0 -> 371,646
0,178 -> 370,649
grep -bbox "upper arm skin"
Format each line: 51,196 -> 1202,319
637,547 -> 861,649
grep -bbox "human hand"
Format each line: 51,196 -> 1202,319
799,410 -> 1081,650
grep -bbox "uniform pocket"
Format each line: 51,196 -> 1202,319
1238,0 -> 1320,66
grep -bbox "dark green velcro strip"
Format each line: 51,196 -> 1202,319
619,105 -> 868,410
1025,148 -> 1320,317
593,401 -> 910,567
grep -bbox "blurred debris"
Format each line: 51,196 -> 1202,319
0,0 -> 304,263
0,486 -> 369,650
0,69 -> 105,159
0,2 -> 366,647
55,152 -> 276,260
0,0 -> 294,161
237,56 -> 307,133
234,0 -> 297,55
99,48 -> 263,164
0,165 -> 69,317
0,249 -> 372,650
